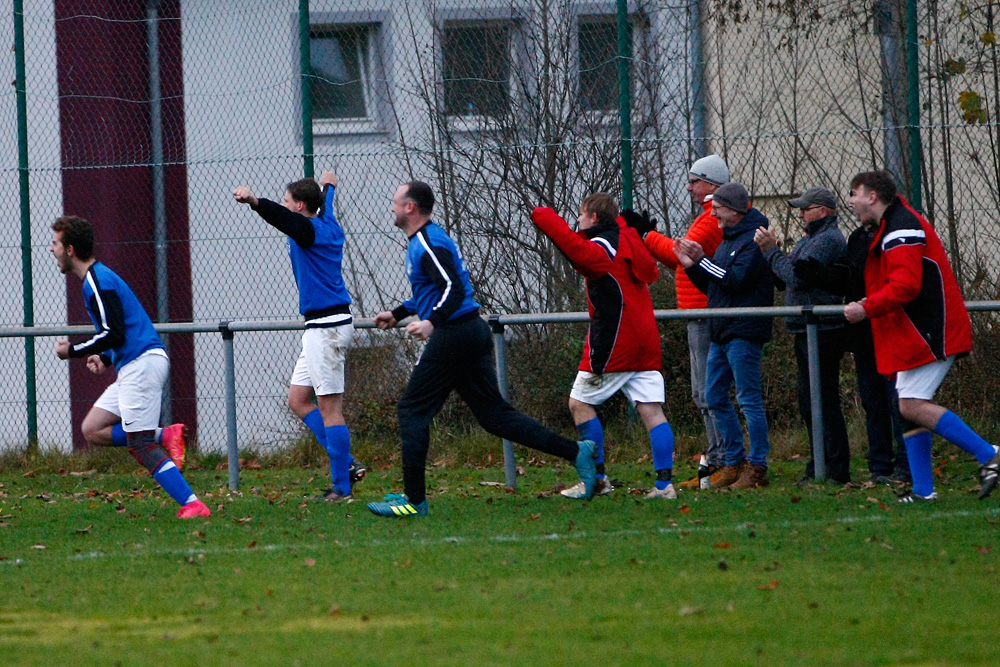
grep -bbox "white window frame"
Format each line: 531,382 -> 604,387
437,8 -> 528,134
302,11 -> 391,137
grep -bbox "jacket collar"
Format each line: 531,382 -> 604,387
584,218 -> 618,238
722,208 -> 766,239
805,213 -> 838,236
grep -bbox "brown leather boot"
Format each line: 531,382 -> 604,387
730,463 -> 770,489
678,465 -> 720,490
709,461 -> 745,488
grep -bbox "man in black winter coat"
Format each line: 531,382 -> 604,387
677,182 -> 774,490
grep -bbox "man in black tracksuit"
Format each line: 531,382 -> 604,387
367,181 -> 599,517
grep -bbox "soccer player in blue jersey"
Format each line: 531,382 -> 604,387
51,216 -> 210,519
367,181 -> 598,518
234,172 -> 363,501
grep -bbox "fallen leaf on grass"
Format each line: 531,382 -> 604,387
58,468 -> 68,476
881,543 -> 895,551
22,471 -> 35,478
977,546 -> 993,555
714,543 -> 732,549
75,525 -> 92,535
479,481 -> 503,487
678,505 -> 691,514
678,606 -> 704,616
328,605 -> 340,616
790,496 -> 801,503
523,513 -> 541,521
247,541 -> 257,549
234,517 -> 253,524
70,470 -> 96,478
31,544 -> 46,549
758,580 -> 780,590
393,559 -> 412,568
304,558 -> 316,567
718,560 -> 729,571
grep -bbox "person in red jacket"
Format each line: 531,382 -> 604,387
845,171 -> 999,502
624,154 -> 727,489
532,193 -> 677,500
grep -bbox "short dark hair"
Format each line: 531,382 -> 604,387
403,181 -> 435,215
581,192 -> 618,222
51,215 -> 94,260
850,171 -> 897,204
286,178 -> 323,214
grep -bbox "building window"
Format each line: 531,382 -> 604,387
309,24 -> 374,121
442,21 -> 511,118
578,16 -> 620,112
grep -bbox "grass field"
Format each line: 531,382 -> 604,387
1,454 -> 999,666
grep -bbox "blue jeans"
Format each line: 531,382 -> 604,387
705,338 -> 770,468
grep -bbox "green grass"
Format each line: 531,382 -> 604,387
1,456 -> 998,666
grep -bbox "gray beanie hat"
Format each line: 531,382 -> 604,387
712,182 -> 750,213
689,154 -> 730,186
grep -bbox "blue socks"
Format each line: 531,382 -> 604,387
904,430 -> 934,497
153,460 -> 197,506
650,422 -> 675,490
301,409 -> 326,447
325,425 -> 352,495
577,418 -> 605,476
934,411 -> 997,464
111,424 -> 128,447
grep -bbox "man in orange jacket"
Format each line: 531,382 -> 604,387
624,155 -> 727,488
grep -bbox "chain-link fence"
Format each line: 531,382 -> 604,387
3,0 -> 999,453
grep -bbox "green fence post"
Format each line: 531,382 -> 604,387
299,0 -> 314,179
617,0 -> 633,209
906,0 -> 924,211
14,0 -> 37,446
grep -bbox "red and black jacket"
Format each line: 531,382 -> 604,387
862,196 -> 972,375
531,207 -> 661,373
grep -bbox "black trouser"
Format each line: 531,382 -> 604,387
397,313 -> 578,504
851,331 -> 908,476
795,329 -> 851,483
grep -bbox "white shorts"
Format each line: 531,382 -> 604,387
289,323 -> 354,396
569,370 -> 665,405
895,356 -> 955,400
93,350 -> 169,432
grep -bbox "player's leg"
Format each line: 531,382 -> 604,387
897,357 -> 999,500
302,324 -> 355,498
620,372 -> 674,498
81,386 -> 125,447
119,353 -> 209,518
569,371 -> 615,476
450,318 -> 594,495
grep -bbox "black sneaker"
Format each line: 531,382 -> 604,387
794,474 -> 814,487
978,449 -> 1000,500
349,461 -> 368,486
870,473 -> 893,485
888,469 -> 912,484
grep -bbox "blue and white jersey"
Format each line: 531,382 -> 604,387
252,184 -> 351,324
71,262 -> 164,369
288,185 -> 351,321
396,222 -> 479,327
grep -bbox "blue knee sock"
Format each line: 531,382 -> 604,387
904,431 -> 935,497
933,410 -> 997,464
153,460 -> 197,506
650,422 -> 675,490
111,424 -> 128,447
577,418 -> 605,474
301,409 -> 326,448
325,425 -> 352,495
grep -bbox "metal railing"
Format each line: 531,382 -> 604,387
5,301 -> 999,490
